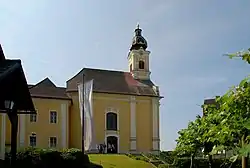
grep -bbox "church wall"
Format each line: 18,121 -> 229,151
24,98 -> 70,149
68,91 -> 159,154
0,92 -> 160,155
1,98 -> 71,151
135,96 -> 153,152
68,92 -> 131,152
93,92 -> 131,153
68,93 -> 82,148
5,115 -> 11,152
0,114 -> 6,159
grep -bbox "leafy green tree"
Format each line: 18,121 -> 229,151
215,77 -> 250,168
175,115 -> 204,168
206,48 -> 250,168
226,48 -> 250,64
175,48 -> 250,168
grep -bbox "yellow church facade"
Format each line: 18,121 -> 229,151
0,25 -> 162,158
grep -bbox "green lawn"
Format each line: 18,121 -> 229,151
89,154 -> 155,168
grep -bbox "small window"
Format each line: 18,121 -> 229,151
50,111 -> 57,123
30,114 -> 37,122
139,60 -> 145,69
29,134 -> 36,147
49,137 -> 57,148
130,64 -> 132,72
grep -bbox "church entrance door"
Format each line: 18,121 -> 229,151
106,136 -> 118,154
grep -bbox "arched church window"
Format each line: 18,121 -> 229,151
106,112 -> 117,131
139,60 -> 145,69
130,64 -> 132,72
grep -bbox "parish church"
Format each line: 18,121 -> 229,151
0,25 -> 162,158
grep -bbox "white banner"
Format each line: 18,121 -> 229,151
78,79 -> 94,151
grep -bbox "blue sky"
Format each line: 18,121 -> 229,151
0,0 -> 250,150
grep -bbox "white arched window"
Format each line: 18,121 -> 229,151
106,112 -> 117,131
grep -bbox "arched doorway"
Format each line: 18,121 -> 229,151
106,136 -> 118,154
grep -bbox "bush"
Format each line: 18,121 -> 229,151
159,151 -> 176,164
170,158 -> 243,168
158,164 -> 170,168
150,160 -> 164,167
126,153 -> 149,162
3,148 -> 100,168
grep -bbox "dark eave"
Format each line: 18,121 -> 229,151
0,59 -> 36,114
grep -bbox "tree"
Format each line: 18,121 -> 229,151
205,76 -> 250,168
226,48 -> 250,64
175,115 -> 204,168
206,48 -> 250,168
175,48 -> 250,168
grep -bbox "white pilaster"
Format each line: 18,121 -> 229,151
130,96 -> 137,151
61,103 -> 67,148
0,114 -> 6,160
152,97 -> 160,151
19,115 -> 26,148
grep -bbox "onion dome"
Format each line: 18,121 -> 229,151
130,24 -> 148,51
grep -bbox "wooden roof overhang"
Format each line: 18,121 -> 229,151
0,45 -> 36,114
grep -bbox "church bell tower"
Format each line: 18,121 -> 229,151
128,24 -> 151,80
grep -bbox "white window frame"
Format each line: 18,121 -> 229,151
30,113 -> 37,123
104,108 -> 120,153
50,110 -> 58,124
49,136 -> 57,148
29,133 -> 37,147
105,107 -> 119,131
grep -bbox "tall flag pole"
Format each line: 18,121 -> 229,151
84,79 -> 94,152
78,72 -> 94,153
82,72 -> 85,153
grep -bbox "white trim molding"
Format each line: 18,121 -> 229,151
94,96 -> 149,103
104,108 -> 120,153
105,134 -> 120,153
152,97 -> 160,151
19,114 -> 26,148
29,113 -> 37,123
28,132 -> 37,147
48,136 -> 58,148
104,107 -> 119,131
0,114 -> 6,160
130,96 -> 137,151
49,110 -> 58,124
61,103 -> 68,148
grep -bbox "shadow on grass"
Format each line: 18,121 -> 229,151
0,159 -> 103,168
89,162 -> 103,168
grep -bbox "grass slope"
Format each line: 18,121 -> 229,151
89,154 -> 155,168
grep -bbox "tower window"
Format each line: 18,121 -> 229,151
139,61 -> 145,69
130,64 -> 132,72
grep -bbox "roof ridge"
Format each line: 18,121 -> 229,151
31,77 -> 57,88
66,67 -> 129,83
84,67 -> 127,73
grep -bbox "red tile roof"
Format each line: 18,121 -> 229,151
29,68 -> 161,99
67,68 -> 161,97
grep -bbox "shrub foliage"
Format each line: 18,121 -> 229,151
2,148 -> 101,168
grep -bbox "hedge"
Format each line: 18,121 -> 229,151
1,148 -> 102,168
157,158 -> 246,168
